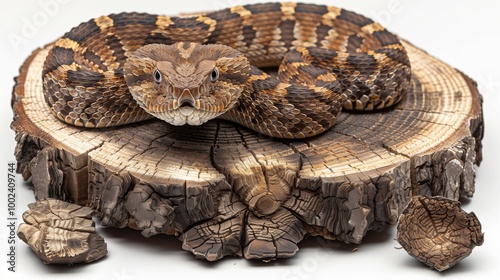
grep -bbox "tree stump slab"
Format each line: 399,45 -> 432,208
11,39 -> 484,261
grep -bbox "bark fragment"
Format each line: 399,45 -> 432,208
396,195 -> 484,271
17,199 -> 107,264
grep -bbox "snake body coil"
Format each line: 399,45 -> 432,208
43,2 -> 411,139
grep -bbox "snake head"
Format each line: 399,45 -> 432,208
123,42 -> 250,126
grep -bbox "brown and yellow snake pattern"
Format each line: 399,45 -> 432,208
42,2 -> 411,139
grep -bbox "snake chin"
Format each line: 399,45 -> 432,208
153,107 -> 222,126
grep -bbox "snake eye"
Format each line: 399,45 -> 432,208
153,68 -> 162,84
210,68 -> 219,82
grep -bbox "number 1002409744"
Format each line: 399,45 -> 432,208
7,162 -> 16,216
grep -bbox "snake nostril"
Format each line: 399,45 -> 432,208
178,89 -> 196,108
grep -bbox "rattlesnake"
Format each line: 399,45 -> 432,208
42,2 -> 411,139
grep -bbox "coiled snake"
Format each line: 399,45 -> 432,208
42,2 -> 411,139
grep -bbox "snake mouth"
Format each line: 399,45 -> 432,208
179,99 -> 195,108
172,98 -> 201,111
150,92 -> 224,125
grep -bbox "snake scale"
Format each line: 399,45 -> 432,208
42,2 -> 411,139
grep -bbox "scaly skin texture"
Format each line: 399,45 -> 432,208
42,2 -> 411,139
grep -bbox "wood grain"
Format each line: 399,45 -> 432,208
11,40 -> 484,261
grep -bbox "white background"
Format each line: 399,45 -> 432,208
1,0 -> 499,279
